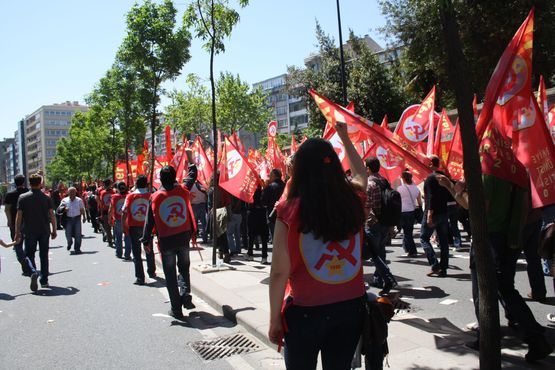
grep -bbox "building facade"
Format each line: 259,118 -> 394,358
24,101 -> 88,175
1,138 -> 16,187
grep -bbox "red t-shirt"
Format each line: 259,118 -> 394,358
276,198 -> 364,307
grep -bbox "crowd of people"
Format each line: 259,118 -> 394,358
2,126 -> 555,368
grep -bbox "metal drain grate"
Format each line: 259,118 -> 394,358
189,333 -> 262,361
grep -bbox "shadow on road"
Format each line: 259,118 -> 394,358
49,269 -> 72,276
394,285 -> 448,300
170,310 -> 237,330
33,286 -> 79,297
0,293 -> 15,301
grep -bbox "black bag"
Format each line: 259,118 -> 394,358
414,206 -> 424,224
375,178 -> 402,226
362,296 -> 394,370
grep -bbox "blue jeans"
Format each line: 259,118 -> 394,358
65,216 -> 82,252
365,223 -> 394,285
400,212 -> 416,254
284,297 -> 364,370
420,211 -> 450,271
447,204 -> 461,248
10,225 -> 32,274
226,213 -> 242,253
160,237 -> 191,312
25,233 -> 49,284
129,226 -> 155,281
113,219 -> 131,258
522,219 -> 546,298
191,203 -> 207,242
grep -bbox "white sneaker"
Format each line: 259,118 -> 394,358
547,313 -> 555,323
261,258 -> 268,264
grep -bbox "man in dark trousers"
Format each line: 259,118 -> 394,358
15,173 -> 57,290
122,175 -> 155,284
262,169 -> 285,240
141,149 -> 197,319
4,174 -> 32,275
420,156 -> 451,277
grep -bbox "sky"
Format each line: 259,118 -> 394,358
0,0 -> 387,139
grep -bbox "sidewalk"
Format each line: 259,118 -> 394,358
171,244 -> 552,369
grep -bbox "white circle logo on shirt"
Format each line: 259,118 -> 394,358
102,194 -> 112,206
115,199 -> 125,216
299,232 -> 361,284
159,196 -> 187,228
131,198 -> 149,222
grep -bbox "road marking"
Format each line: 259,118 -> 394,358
226,354 -> 256,370
439,299 -> 458,305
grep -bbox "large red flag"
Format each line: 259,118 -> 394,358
381,115 -> 389,130
479,124 -> 528,188
191,137 -> 214,188
446,119 -> 464,181
267,121 -> 286,175
434,109 -> 456,162
174,142 -> 189,183
477,9 -> 555,207
309,89 -> 432,182
219,136 -> 259,203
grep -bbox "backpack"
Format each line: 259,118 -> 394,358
374,177 -> 402,227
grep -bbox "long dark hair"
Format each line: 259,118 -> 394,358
287,138 -> 365,242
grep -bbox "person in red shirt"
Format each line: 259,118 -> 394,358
109,182 -> 131,260
268,122 -> 368,369
98,178 -> 114,248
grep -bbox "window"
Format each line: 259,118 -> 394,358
290,114 -> 308,128
278,119 -> 288,129
276,106 -> 287,115
289,101 -> 305,112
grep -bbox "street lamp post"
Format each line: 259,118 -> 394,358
336,0 -> 348,106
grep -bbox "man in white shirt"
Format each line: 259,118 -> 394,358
58,187 -> 86,255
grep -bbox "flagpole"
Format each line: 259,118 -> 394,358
336,0 -> 348,106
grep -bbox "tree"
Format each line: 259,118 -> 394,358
379,0 -> 555,107
166,73 -> 212,142
184,0 -> 249,266
216,71 -> 272,134
119,0 -> 191,188
438,1 -> 500,367
287,23 -> 406,133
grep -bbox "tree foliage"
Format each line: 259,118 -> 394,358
47,112 -> 113,184
287,23 -> 407,133
379,0 -> 555,107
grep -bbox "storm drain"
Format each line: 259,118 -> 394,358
189,333 -> 263,361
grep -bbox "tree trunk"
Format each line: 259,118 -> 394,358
210,0 -> 218,267
439,2 -> 501,369
150,84 -> 158,192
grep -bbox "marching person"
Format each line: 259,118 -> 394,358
122,175 -> 154,285
110,182 -> 132,260
3,174 -> 33,275
98,178 -> 115,248
396,169 -> 422,257
57,187 -> 86,255
262,169 -> 286,240
269,122 -> 367,369
141,149 -> 197,319
15,173 -> 57,290
86,185 -> 100,233
190,180 -> 208,244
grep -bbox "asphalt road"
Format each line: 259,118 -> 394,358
0,208 -> 282,370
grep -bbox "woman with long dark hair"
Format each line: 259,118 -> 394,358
268,122 -> 367,369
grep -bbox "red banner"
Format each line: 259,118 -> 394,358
191,137 -> 214,188
479,124 -> 528,188
219,136 -> 259,203
394,87 -> 438,149
165,125 -> 172,162
477,9 -> 555,207
433,109 -> 456,163
380,115 -> 389,130
309,89 -> 432,183
446,120 -> 464,181
537,75 -> 549,123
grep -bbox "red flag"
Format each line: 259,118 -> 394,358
548,105 -> 555,144
446,119 -> 464,181
479,124 -> 528,188
537,75 -> 549,123
323,124 -> 350,171
380,115 -> 389,130
394,87 -> 437,148
174,143 -> 188,183
291,134 -> 298,155
310,89 -> 432,182
301,135 -> 308,144
267,121 -> 286,175
433,109 -> 456,162
191,137 -> 214,188
426,108 -> 436,156
473,94 -> 479,123
165,125 -> 172,162
219,136 -> 259,203
477,9 -> 555,207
